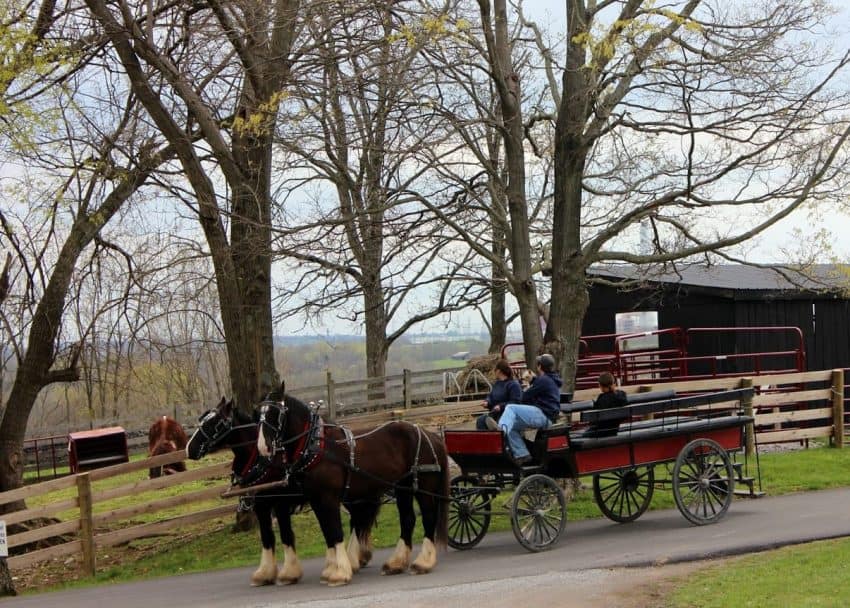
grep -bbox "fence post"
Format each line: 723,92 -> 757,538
831,369 -> 844,448
326,370 -> 337,420
740,377 -> 755,457
76,473 -> 95,576
403,369 -> 412,409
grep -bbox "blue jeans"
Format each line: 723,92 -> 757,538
498,404 -> 550,459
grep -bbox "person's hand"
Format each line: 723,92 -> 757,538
492,405 -> 501,414
480,400 -> 489,409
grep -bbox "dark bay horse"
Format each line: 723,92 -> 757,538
186,398 -> 310,585
185,398 -> 379,586
148,416 -> 188,479
257,382 -> 450,586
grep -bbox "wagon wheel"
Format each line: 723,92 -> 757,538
672,438 -> 735,525
593,466 -> 655,523
448,475 -> 495,550
510,474 -> 566,552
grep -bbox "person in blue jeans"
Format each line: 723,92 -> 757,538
476,359 -> 522,430
485,353 -> 563,465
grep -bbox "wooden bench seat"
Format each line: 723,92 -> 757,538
569,415 -> 753,450
580,388 -> 752,425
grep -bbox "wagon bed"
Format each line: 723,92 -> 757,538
444,388 -> 755,552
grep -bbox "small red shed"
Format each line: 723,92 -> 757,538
67,426 -> 129,473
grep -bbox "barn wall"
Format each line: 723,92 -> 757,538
810,299 -> 850,371
584,281 -> 850,372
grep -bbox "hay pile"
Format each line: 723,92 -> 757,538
448,353 -> 501,396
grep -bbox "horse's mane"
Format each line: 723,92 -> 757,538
232,405 -> 255,426
264,384 -> 309,414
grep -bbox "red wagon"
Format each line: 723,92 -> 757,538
444,388 -> 756,552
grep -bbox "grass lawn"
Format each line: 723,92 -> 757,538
664,537 -> 850,608
14,443 -> 850,597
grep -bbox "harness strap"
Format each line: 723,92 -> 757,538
409,424 -> 441,492
341,426 -> 355,501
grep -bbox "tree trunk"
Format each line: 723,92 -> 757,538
489,262 -> 507,354
229,121 -> 278,412
363,278 -> 388,399
0,559 -> 15,596
481,0 -> 542,365
545,260 -> 589,394
546,14 -> 593,390
546,143 -> 590,391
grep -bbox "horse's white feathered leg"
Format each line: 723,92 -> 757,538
381,538 -> 411,575
346,534 -> 361,573
325,542 -> 353,586
250,547 -> 277,586
359,531 -> 374,567
320,548 -> 335,582
276,544 -> 302,585
410,537 -> 437,574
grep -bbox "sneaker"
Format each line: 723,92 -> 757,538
484,416 -> 500,431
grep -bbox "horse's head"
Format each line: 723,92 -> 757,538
256,381 -> 311,459
186,396 -> 237,460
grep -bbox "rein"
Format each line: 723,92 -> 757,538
193,418 -> 257,456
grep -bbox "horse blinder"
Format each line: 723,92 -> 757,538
259,402 -> 289,456
193,410 -> 233,456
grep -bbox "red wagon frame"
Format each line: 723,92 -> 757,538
444,388 -> 755,552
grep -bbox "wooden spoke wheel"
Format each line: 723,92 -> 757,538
448,475 -> 495,550
593,466 -> 655,523
673,438 -> 735,525
510,474 -> 566,552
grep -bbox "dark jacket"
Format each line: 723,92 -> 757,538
521,372 -> 563,422
486,379 -> 522,415
585,389 -> 628,437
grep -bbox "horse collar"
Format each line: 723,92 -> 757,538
274,410 -> 324,475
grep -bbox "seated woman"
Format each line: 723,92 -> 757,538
476,359 -> 522,430
485,354 -> 562,466
583,371 -> 628,438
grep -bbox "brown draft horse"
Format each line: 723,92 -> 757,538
148,416 -> 188,479
185,397 -> 383,587
257,381 -> 450,586
186,398 -> 312,586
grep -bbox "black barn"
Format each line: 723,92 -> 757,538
581,264 -> 850,374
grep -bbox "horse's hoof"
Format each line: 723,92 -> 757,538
250,578 -> 276,587
409,563 -> 432,575
381,565 -> 405,575
276,576 -> 300,586
326,577 -> 351,587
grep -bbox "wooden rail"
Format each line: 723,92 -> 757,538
1,449 -> 232,574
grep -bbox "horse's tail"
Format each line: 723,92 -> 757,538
433,433 -> 450,551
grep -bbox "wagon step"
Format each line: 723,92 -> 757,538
733,487 -> 766,498
731,462 -> 765,498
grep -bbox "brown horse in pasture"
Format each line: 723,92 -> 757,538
148,416 -> 188,478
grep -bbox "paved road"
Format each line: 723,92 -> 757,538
7,488 -> 850,608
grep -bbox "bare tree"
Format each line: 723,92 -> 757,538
84,0 -> 302,412
415,0 -> 552,362
415,0 -> 849,387
535,0 -> 850,388
273,1 -> 485,378
0,2 -> 174,590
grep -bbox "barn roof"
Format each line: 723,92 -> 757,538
589,264 -> 850,294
